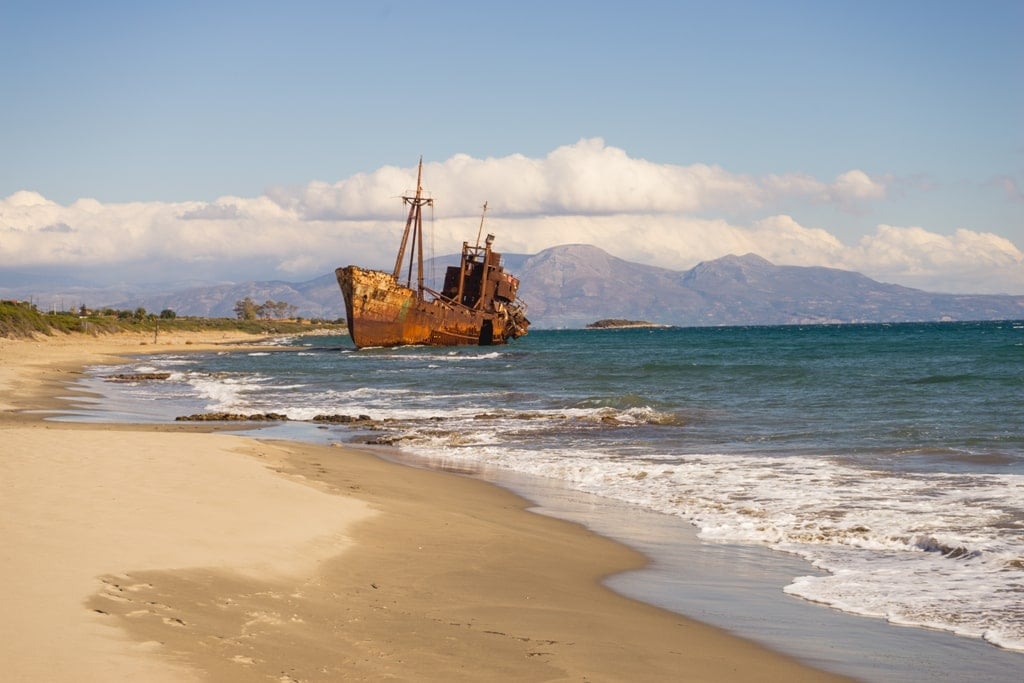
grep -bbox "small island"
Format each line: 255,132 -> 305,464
585,319 -> 669,329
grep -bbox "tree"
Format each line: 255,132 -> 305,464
251,299 -> 298,320
234,297 -> 258,320
271,301 -> 296,319
258,300 -> 276,320
159,309 -> 177,319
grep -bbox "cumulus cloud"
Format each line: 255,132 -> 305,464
848,225 -> 1024,292
1,139 -> 1021,294
6,190 -> 53,208
267,139 -> 891,221
831,169 -> 887,201
179,202 -> 245,220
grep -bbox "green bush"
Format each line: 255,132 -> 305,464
1,302 -> 345,339
0,301 -> 51,337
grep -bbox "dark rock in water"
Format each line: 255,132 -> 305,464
105,372 -> 172,381
311,414 -> 373,423
175,412 -> 290,422
175,412 -> 382,426
360,434 -> 406,445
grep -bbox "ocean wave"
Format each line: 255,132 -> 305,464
395,442 -> 1024,653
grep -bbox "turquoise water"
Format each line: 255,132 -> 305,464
70,321 -> 1024,669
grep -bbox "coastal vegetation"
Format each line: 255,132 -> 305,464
0,300 -> 345,339
233,297 -> 299,321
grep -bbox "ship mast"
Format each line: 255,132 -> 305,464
474,201 -> 488,248
392,158 -> 433,293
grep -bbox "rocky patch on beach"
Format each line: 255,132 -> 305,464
311,413 -> 373,424
175,412 -> 290,422
174,412 -> 376,424
104,372 -> 172,381
472,411 -> 549,421
359,433 -> 408,445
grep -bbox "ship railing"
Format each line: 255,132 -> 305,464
421,285 -> 458,309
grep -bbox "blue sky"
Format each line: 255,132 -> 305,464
1,1 -> 1022,294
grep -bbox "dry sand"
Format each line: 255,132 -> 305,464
0,330 -> 856,681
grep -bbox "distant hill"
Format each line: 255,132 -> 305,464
513,246 -> 1024,328
104,275 -> 344,320
5,245 -> 1022,327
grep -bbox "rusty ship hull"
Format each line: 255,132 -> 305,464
337,265 -> 525,348
335,159 -> 528,350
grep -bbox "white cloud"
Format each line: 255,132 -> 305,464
265,139 -> 890,220
179,202 -> 244,221
830,169 -> 887,203
1,140 -> 1021,294
6,190 -> 53,208
848,225 -> 1024,293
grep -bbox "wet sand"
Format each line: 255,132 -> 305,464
0,331 -> 856,681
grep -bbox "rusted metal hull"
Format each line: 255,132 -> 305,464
337,265 -> 527,348
335,160 -> 529,349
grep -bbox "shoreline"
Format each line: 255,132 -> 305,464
1,331 -> 856,681
481,468 -> 1024,683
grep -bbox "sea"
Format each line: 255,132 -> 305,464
59,321 -> 1024,682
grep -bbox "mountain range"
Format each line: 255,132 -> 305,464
4,245 -> 1022,328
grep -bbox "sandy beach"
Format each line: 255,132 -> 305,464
0,330 -> 856,682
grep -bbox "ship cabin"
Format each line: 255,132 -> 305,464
441,234 -> 520,309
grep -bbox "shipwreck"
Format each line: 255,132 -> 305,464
335,159 -> 529,349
